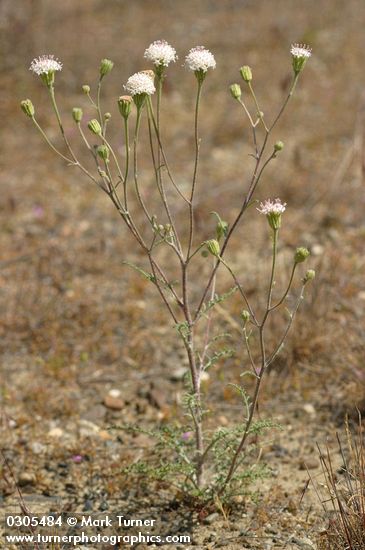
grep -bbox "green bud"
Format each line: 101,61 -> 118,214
118,95 -> 133,119
82,85 -> 91,94
230,83 -> 241,100
97,144 -> 109,162
303,269 -> 315,283
88,119 -> 102,135
274,141 -> 284,152
294,247 -> 310,264
240,65 -> 252,83
205,239 -> 220,257
72,107 -> 83,123
241,310 -> 250,324
104,112 -> 111,121
216,219 -> 229,241
20,99 -> 35,118
100,58 -> 114,78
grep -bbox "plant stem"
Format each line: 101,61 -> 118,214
187,79 -> 203,258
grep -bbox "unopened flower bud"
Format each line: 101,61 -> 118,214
294,247 -> 310,264
274,141 -> 284,152
100,58 -> 114,78
205,239 -> 220,257
230,83 -> 241,100
240,65 -> 252,83
97,144 -> 109,162
82,84 -> 90,94
104,112 -> 111,121
72,107 -> 83,123
20,99 -> 35,118
118,95 -> 133,119
303,269 -> 315,283
241,310 -> 250,324
88,119 -> 102,135
216,219 -> 228,241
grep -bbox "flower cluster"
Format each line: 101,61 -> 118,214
290,43 -> 312,59
290,44 -> 312,74
258,198 -> 286,230
124,71 -> 156,96
29,55 -> 63,75
144,40 -> 177,67
257,198 -> 286,216
185,46 -> 216,73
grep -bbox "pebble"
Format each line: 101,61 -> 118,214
108,388 -> 121,398
299,457 -> 319,470
78,419 -> 100,437
30,441 -> 46,455
169,367 -> 188,381
18,472 -> 36,487
302,403 -> 316,417
48,427 -> 64,438
83,499 -> 93,511
311,244 -> 324,256
82,404 -> 106,422
203,512 -> 220,525
290,536 -> 315,549
103,395 -> 124,411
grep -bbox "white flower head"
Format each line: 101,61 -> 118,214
185,46 -> 216,73
290,43 -> 312,74
124,71 -> 156,96
257,198 -> 286,216
144,40 -> 177,67
257,198 -> 286,230
29,55 -> 63,75
290,44 -> 312,59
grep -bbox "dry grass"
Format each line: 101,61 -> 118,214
315,417 -> 365,550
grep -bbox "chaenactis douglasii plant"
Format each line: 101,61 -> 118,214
21,41 -> 314,499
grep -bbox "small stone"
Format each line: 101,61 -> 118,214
30,442 -> 46,455
146,385 -> 166,409
82,404 -> 106,422
79,419 -> 100,437
218,415 -> 229,426
83,499 -> 93,511
108,388 -> 121,398
103,395 -> 124,411
302,403 -> 316,417
203,512 -> 219,525
299,458 -> 319,470
170,367 -> 188,381
48,427 -> 64,438
311,244 -> 324,256
290,536 -> 315,549
18,472 -> 36,487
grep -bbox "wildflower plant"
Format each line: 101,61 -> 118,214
22,42 -> 314,499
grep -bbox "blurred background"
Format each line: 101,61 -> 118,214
1,0 -> 364,540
